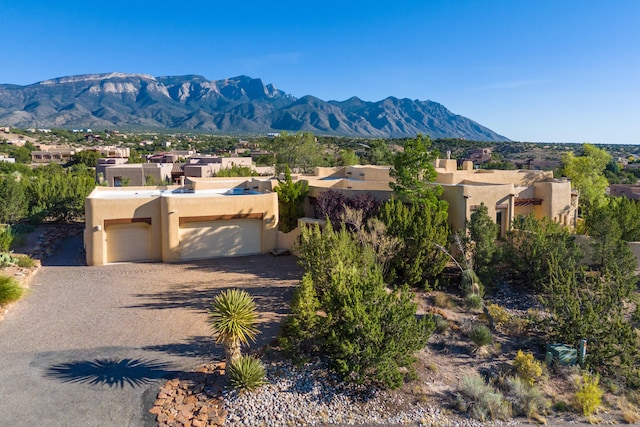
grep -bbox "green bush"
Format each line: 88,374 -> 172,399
469,324 -> 493,348
228,356 -> 267,392
575,373 -> 603,416
284,221 -> 434,389
14,255 -> 35,268
0,226 -> 14,252
465,294 -> 484,311
456,374 -> 511,421
0,275 -> 23,305
514,350 -> 543,385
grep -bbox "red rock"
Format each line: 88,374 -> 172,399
157,412 -> 169,423
149,405 -> 162,415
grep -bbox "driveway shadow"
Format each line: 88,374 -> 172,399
142,336 -> 223,359
179,254 -> 303,282
40,234 -> 86,267
125,285 -> 296,314
44,357 -> 179,388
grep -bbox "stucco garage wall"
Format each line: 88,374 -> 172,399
160,191 -> 278,263
85,187 -> 165,266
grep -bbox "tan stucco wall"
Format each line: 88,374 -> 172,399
105,164 -> 173,186
160,191 -> 278,263
533,180 -> 575,227
435,169 -> 553,186
440,183 -> 515,232
85,186 -> 167,265
85,184 -> 278,265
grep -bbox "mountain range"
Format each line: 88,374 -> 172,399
0,73 -> 509,141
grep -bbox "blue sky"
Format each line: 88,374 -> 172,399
1,0 -> 638,143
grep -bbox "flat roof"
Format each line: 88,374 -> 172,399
88,187 -> 267,199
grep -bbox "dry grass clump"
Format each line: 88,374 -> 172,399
502,375 -> 551,419
455,374 -> 511,421
617,397 -> 640,424
432,292 -> 454,309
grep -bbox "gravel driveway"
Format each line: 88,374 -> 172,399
0,234 -> 301,427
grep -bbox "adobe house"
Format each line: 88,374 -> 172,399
84,163 -> 578,265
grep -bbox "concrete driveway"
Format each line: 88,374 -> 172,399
0,235 -> 301,427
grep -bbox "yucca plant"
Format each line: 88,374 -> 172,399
228,355 -> 267,392
0,275 -> 23,305
469,324 -> 493,348
209,289 -> 259,369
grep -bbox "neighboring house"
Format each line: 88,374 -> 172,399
148,150 -> 196,163
183,156 -> 254,178
609,184 -> 640,201
104,163 -> 174,186
93,146 -> 130,158
468,148 -> 492,165
31,148 -> 76,164
96,158 -> 129,183
513,158 -> 561,171
0,155 -> 15,163
85,162 -> 578,265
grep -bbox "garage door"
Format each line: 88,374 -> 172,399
106,223 -> 152,263
179,219 -> 262,261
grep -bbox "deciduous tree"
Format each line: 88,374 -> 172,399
562,143 -> 611,214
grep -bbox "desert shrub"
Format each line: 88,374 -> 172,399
514,350 -> 543,385
554,400 -> 568,412
469,324 -> 493,348
434,315 -> 449,334
284,221 -> 434,389
575,373 -> 603,416
0,275 -> 23,305
433,292 -> 453,309
228,356 -> 267,392
465,294 -> 484,311
461,268 -> 483,297
503,375 -> 550,417
486,303 -> 511,330
13,254 -> 35,268
0,225 -> 14,252
456,374 -> 512,421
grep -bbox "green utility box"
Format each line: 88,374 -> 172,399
545,339 -> 587,367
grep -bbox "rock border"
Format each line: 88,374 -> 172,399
151,362 -> 228,427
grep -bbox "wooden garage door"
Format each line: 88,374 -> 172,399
106,223 -> 152,263
179,219 -> 262,261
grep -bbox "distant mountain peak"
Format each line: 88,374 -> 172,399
0,73 -> 509,141
38,72 -> 156,86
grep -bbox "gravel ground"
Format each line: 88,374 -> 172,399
223,359 -> 518,427
0,234 -> 301,427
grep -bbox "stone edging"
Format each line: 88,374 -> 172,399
150,362 -> 227,427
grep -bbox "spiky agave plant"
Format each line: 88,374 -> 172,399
228,355 -> 267,392
209,289 -> 259,369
